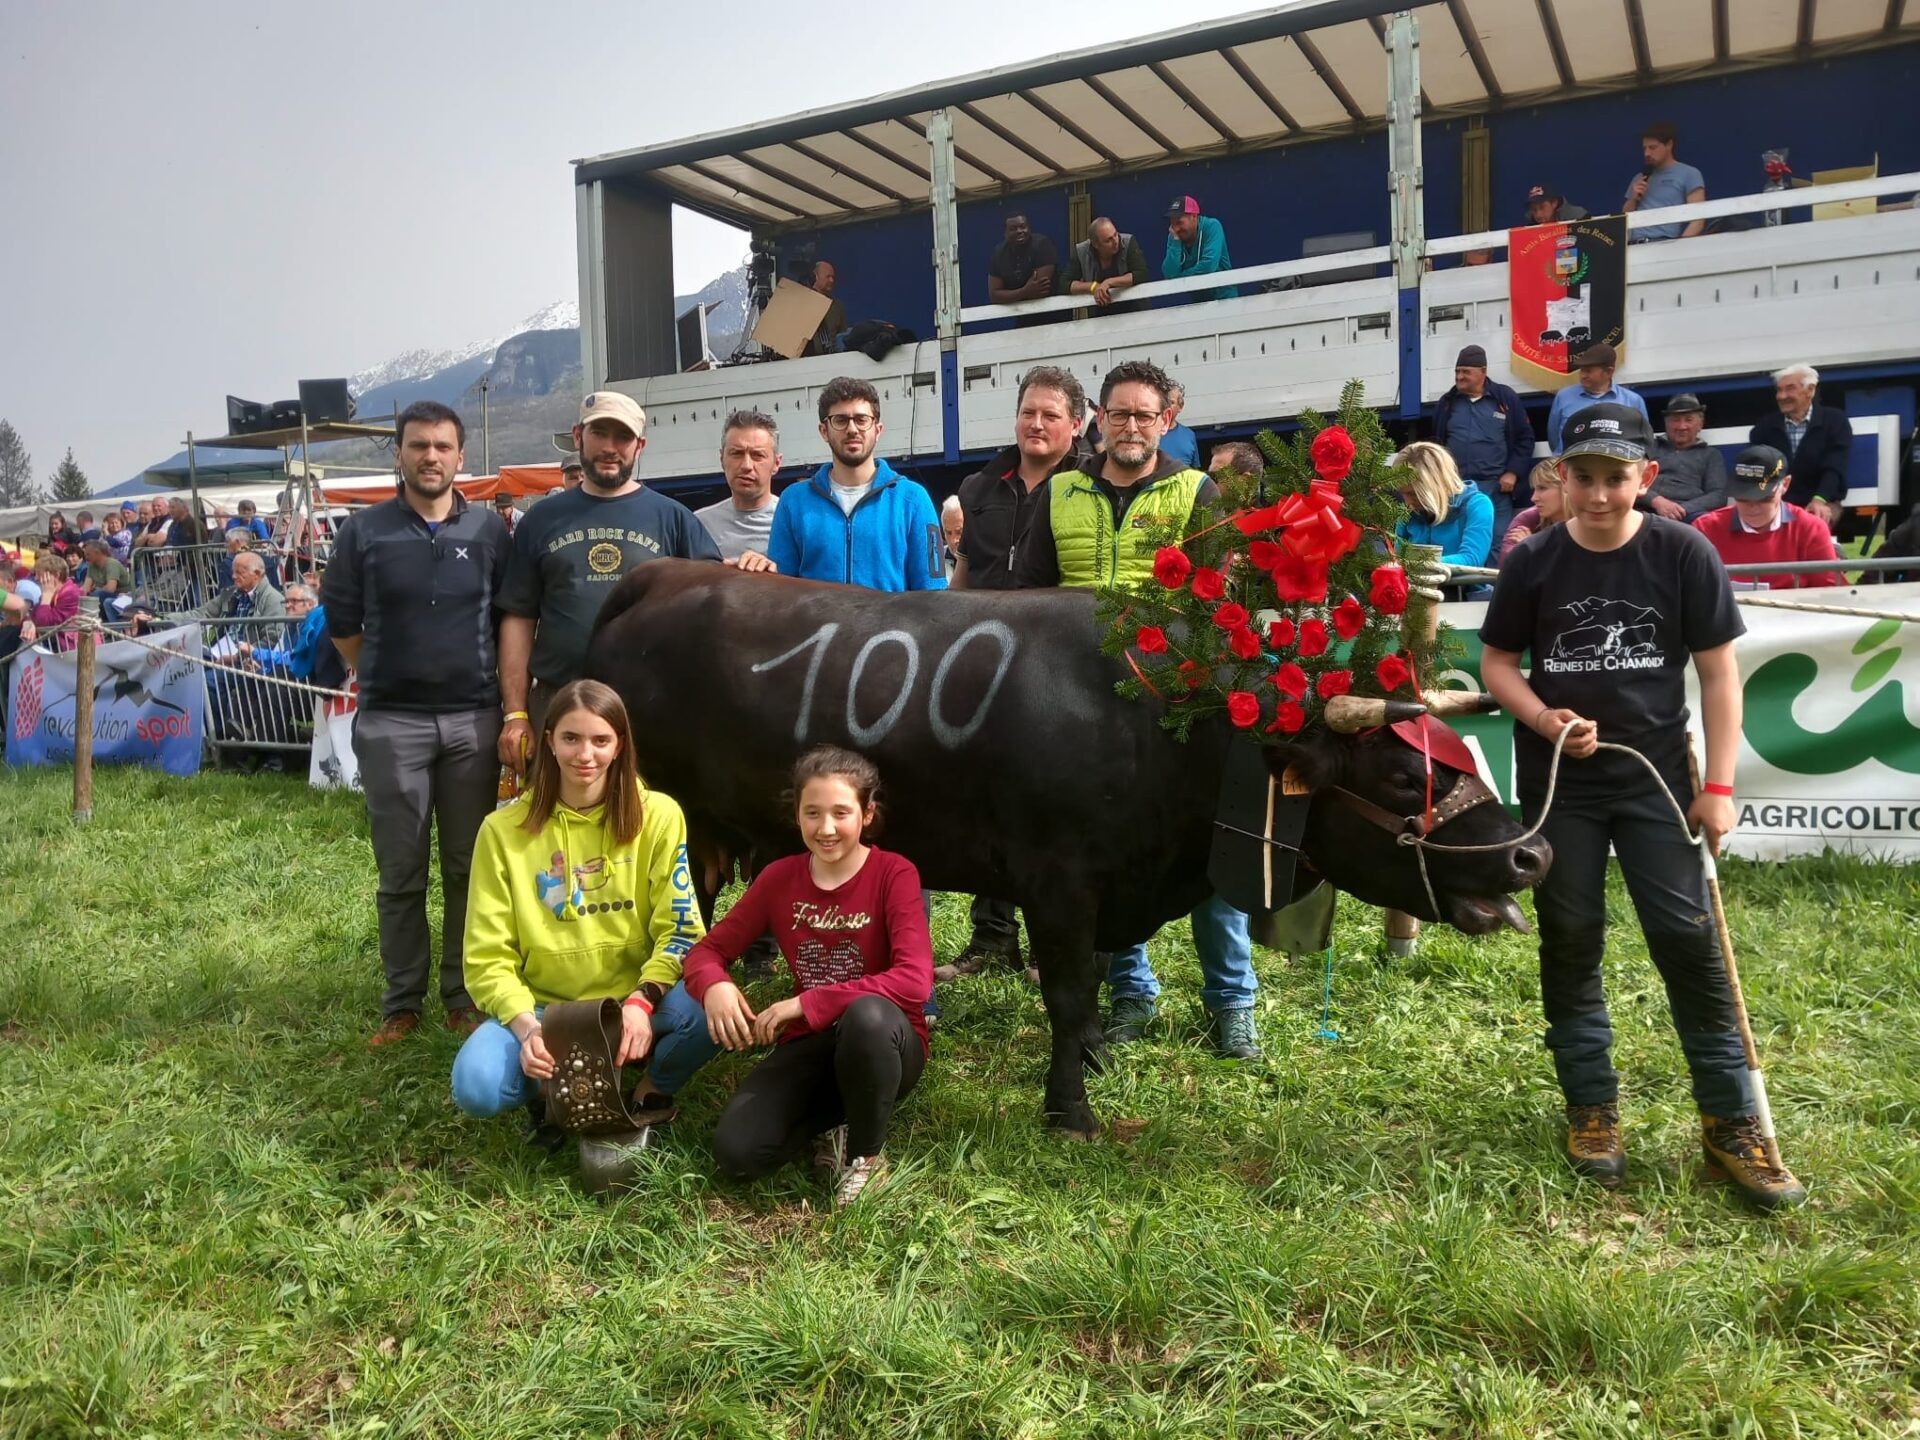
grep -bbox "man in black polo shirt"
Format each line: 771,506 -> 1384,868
986,213 -> 1059,328
941,364 -> 1092,974
323,400 -> 512,1047
496,391 -> 720,772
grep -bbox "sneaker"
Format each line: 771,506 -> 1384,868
1701,1114 -> 1807,1210
1564,1102 -> 1626,1187
367,1012 -> 420,1049
1209,1006 -> 1263,1061
1104,995 -> 1158,1044
812,1124 -> 848,1185
833,1153 -> 889,1207
934,941 -> 1022,982
444,1004 -> 484,1036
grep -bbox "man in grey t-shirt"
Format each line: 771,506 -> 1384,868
695,408 -> 782,571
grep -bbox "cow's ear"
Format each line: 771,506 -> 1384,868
1260,738 -> 1335,793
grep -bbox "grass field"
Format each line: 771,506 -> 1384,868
3,766 -> 1918,1439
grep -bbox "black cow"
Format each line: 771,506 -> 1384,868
588,561 -> 1547,1137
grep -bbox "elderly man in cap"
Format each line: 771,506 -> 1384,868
497,391 -> 721,772
1546,344 -> 1650,453
1432,344 -> 1537,546
1162,195 -> 1238,301
1524,184 -> 1588,226
1693,445 -> 1844,589
1647,394 -> 1728,521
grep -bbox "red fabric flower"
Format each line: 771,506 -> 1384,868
1299,619 -> 1329,658
1376,653 -> 1411,691
1153,547 -> 1193,591
1266,700 -> 1306,734
1270,549 -> 1329,603
1234,504 -> 1284,535
1310,426 -> 1357,483
1316,668 -> 1353,699
1226,691 -> 1261,729
1211,602 -> 1249,632
1228,625 -> 1262,660
1190,567 -> 1226,602
1177,659 -> 1208,691
1271,662 -> 1308,699
1369,564 -> 1409,615
1248,540 -> 1284,571
1135,625 -> 1168,655
1267,618 -> 1296,650
1332,596 -> 1367,640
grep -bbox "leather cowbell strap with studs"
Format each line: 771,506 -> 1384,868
539,997 -> 657,1136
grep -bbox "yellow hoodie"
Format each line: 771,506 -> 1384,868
463,780 -> 705,1025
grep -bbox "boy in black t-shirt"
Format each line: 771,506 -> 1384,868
1481,404 -> 1805,1208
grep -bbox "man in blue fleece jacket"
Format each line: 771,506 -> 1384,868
761,376 -> 947,591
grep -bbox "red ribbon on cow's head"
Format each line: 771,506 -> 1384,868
1389,714 -> 1478,836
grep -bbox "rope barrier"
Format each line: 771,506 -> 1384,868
15,619 -> 353,704
1729,595 -> 1920,624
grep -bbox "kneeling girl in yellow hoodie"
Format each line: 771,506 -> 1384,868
452,679 -> 720,1130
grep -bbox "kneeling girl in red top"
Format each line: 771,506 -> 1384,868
682,745 -> 933,1205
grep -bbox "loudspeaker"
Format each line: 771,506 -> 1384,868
266,400 -> 303,429
298,378 -> 355,425
226,395 -> 265,434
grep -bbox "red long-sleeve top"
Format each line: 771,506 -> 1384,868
681,847 -> 934,1051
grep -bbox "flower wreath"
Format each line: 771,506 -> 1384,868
1096,383 -> 1452,741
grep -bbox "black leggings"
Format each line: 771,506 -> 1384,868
711,994 -> 925,1179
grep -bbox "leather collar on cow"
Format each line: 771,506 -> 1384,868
1323,713 -> 1498,839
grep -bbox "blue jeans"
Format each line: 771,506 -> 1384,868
450,981 -> 721,1118
1107,893 -> 1256,1012
1473,477 -> 1513,565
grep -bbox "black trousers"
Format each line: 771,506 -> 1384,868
712,995 -> 925,1178
1524,766 -> 1753,1118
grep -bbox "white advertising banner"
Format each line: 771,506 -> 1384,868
1437,583 -> 1920,862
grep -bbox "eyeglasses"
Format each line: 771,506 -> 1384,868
825,413 -> 877,433
1103,410 -> 1164,431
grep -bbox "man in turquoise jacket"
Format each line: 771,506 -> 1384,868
759,377 -> 946,591
1163,195 -> 1238,301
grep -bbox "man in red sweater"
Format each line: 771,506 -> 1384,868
1693,445 -> 1844,589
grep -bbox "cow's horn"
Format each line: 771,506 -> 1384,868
1324,695 -> 1427,732
1423,688 -> 1503,718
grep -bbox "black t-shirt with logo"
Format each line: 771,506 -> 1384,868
499,484 -> 721,687
1480,515 -> 1743,793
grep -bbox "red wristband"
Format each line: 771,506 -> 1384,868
622,994 -> 654,1015
1702,782 -> 1734,797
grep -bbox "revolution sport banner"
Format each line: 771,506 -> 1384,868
1507,214 -> 1628,392
1437,586 -> 1920,862
6,626 -> 205,776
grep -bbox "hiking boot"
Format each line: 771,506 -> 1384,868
934,941 -> 1022,983
812,1124 -> 848,1186
1564,1102 -> 1626,1187
521,1094 -> 567,1154
1701,1113 -> 1807,1210
833,1153 -> 889,1207
1209,1007 -> 1263,1061
367,1012 -> 420,1049
444,1004 -> 484,1036
626,1089 -> 679,1128
1104,995 -> 1158,1044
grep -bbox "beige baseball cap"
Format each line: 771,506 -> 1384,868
578,390 -> 647,437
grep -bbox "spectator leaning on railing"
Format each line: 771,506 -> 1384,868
1393,440 -> 1495,570
1163,195 -> 1237,301
1692,445 -> 1845,590
1062,217 -> 1149,315
18,554 -> 81,651
1502,458 -> 1569,564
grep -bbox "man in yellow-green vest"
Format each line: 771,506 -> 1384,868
1013,359 -> 1262,1061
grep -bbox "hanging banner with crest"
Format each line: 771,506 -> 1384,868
1508,214 -> 1629,391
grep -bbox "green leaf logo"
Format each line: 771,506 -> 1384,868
1745,621 -> 1920,775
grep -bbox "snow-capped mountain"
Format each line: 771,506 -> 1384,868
347,299 -> 582,397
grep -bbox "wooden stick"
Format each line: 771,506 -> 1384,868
73,621 -> 96,824
1687,740 -> 1783,1170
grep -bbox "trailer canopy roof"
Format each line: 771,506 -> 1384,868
573,0 -> 1918,231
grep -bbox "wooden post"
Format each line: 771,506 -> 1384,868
72,620 -> 96,824
1384,541 -> 1445,956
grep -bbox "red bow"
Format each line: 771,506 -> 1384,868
1275,481 -> 1362,565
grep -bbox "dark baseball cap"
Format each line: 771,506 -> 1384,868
1572,342 -> 1617,368
1560,403 -> 1653,463
1664,392 -> 1705,415
1525,183 -> 1563,204
1165,195 -> 1200,219
1728,444 -> 1789,501
560,454 -> 584,474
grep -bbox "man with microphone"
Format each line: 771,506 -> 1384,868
1622,121 -> 1707,242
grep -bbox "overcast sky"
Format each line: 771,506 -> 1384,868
1,0 -> 1267,488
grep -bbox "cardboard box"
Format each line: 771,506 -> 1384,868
752,278 -> 832,360
1791,157 -> 1879,221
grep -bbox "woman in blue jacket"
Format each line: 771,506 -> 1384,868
1393,440 -> 1495,569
